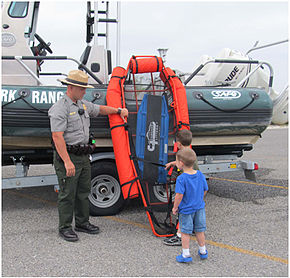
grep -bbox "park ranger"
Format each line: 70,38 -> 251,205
48,70 -> 128,242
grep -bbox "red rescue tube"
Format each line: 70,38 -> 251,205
129,56 -> 163,74
160,67 -> 190,130
106,67 -> 139,199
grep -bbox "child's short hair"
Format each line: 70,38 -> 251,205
176,148 -> 196,168
176,130 -> 192,147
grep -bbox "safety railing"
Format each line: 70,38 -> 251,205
184,59 -> 274,94
2,55 -> 103,85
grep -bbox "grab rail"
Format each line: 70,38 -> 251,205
246,39 -> 288,55
184,59 -> 273,93
1,55 -> 103,85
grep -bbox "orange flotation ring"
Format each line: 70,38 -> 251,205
106,67 -> 139,199
107,56 -> 167,200
160,67 -> 190,131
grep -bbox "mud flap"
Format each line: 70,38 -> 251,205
244,169 -> 257,182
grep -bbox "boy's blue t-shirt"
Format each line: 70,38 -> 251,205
175,170 -> 208,214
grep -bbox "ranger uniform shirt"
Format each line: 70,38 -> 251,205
48,94 -> 100,145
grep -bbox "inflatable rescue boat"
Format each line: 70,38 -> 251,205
2,71 -> 273,165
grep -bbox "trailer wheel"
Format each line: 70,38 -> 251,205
153,184 -> 176,203
89,161 -> 124,216
149,184 -> 176,212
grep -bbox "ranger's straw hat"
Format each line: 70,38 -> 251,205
58,70 -> 93,88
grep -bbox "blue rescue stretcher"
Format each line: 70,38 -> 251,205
135,94 -> 169,184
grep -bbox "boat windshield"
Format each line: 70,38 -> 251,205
8,1 -> 29,18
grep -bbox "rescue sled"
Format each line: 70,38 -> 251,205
106,56 -> 192,236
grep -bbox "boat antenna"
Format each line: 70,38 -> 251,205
157,48 -> 168,64
246,39 -> 288,55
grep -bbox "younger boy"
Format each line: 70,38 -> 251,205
163,129 -> 198,246
172,148 -> 208,263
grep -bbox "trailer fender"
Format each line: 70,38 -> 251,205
90,152 -> 115,163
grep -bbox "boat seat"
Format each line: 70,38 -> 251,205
80,46 -> 91,65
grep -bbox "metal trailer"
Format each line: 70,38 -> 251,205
2,151 -> 258,216
2,153 -> 258,190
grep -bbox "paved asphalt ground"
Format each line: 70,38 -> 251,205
1,127 -> 288,277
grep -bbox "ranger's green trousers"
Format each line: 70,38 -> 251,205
53,151 -> 91,231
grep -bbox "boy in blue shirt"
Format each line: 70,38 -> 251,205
172,148 -> 208,263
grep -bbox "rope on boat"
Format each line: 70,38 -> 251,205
197,94 -> 257,113
2,94 -> 48,114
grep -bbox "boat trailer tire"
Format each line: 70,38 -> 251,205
150,184 -> 176,212
89,161 -> 124,216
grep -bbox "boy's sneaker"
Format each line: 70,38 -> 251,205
198,250 -> 208,260
163,235 -> 182,246
176,254 -> 192,263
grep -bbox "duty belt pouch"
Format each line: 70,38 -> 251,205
66,145 -> 79,155
67,144 -> 95,155
70,145 -> 79,155
78,145 -> 85,155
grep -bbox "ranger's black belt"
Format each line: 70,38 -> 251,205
66,144 -> 95,155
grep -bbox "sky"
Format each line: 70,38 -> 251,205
36,0 -> 288,92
